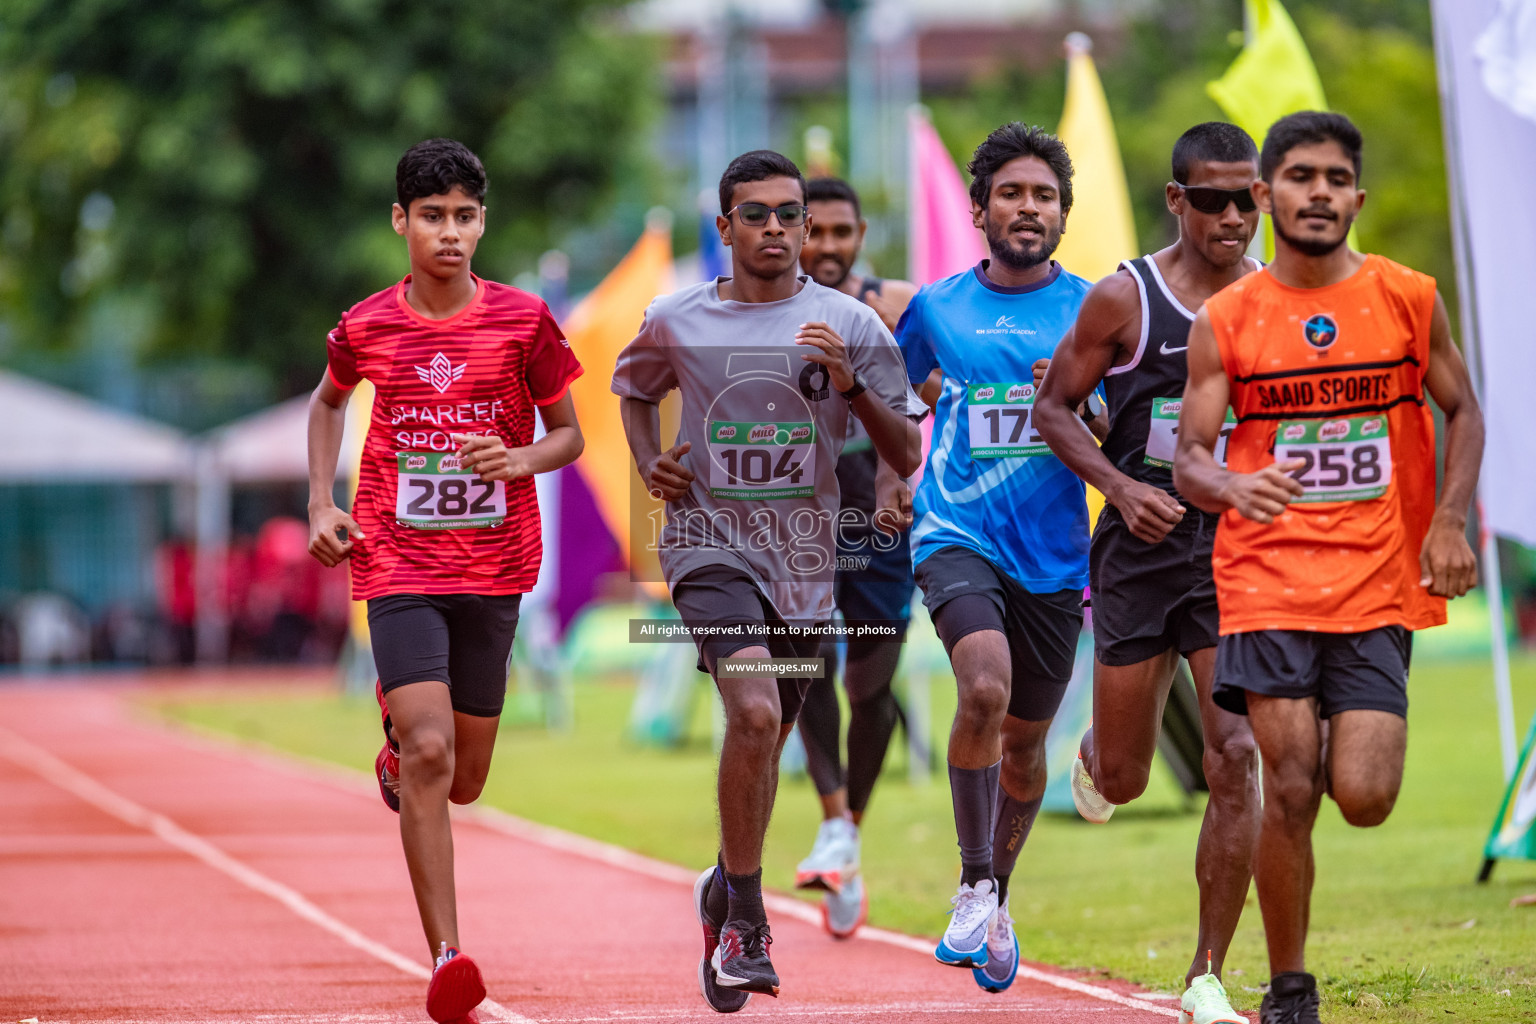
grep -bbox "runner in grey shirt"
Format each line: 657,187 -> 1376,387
613,150 -> 923,1008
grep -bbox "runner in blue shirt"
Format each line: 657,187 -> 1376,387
898,123 -> 1104,994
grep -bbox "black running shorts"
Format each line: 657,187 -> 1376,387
914,545 -> 1083,722
671,564 -> 824,724
835,525 -> 914,630
367,593 -> 523,718
1212,626 -> 1412,718
1089,505 -> 1220,666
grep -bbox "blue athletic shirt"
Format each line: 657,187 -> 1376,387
898,261 -> 1093,592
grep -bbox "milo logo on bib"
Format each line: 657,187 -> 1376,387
967,381 -> 1048,459
1275,414 -> 1392,502
707,419 -> 817,500
1145,397 -> 1236,468
394,451 -> 506,530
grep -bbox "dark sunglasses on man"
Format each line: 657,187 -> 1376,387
727,202 -> 810,227
1174,182 -> 1258,215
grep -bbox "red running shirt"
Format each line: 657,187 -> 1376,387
326,275 -> 583,599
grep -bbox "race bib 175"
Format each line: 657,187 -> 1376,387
967,382 -> 1048,459
1274,415 -> 1392,502
707,421 -> 816,500
395,452 -> 506,529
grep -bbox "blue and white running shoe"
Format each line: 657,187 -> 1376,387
972,896 -> 1019,992
934,878 -> 996,968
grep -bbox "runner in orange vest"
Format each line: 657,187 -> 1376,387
1174,112 -> 1484,1024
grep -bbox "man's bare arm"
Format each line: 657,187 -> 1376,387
1418,292 -> 1484,597
620,395 -> 693,501
1173,309 -> 1302,520
1034,274 -> 1184,543
306,375 -> 362,567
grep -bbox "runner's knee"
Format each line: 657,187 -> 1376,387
999,736 -> 1047,797
1095,756 -> 1151,805
400,728 -> 454,785
1202,729 -> 1258,795
955,671 -> 1009,732
1263,760 -> 1324,824
1331,776 -> 1400,827
724,689 -> 782,743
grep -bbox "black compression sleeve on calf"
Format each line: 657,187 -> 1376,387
950,759 -> 1000,887
843,629 -> 903,814
990,790 -> 1043,903
797,675 -> 845,797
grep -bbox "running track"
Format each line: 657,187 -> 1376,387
0,674 -> 1206,1023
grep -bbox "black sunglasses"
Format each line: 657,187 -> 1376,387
1174,182 -> 1258,214
727,203 -> 809,227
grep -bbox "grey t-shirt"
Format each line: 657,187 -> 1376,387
612,276 -> 927,623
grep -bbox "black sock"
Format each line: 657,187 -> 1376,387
724,867 -> 766,926
950,760 -> 1000,888
990,791 -> 1042,904
706,854 -> 730,923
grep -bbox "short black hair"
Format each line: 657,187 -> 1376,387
396,138 -> 487,211
1260,111 -> 1363,183
1171,122 -> 1258,182
718,150 -> 807,214
806,177 -> 861,220
967,123 -> 1074,215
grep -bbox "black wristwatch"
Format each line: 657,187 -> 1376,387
1079,391 -> 1104,423
839,371 -> 869,402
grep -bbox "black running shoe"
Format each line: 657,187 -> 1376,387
692,867 -> 750,1013
1260,972 -> 1322,1024
711,919 -> 779,997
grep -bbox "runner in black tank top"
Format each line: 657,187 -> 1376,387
792,178 -> 921,940
1032,123 -> 1264,1021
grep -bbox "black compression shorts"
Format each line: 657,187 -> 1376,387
367,593 -> 523,718
914,545 -> 1083,722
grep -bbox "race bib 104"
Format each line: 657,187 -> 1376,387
967,382 -> 1048,458
395,452 -> 506,529
1144,397 -> 1236,468
1274,415 -> 1392,502
707,420 -> 816,500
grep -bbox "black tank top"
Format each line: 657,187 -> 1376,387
1100,256 -> 1251,500
836,277 -> 885,521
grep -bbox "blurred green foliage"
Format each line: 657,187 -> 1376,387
0,0 -> 657,393
917,0 -> 1454,318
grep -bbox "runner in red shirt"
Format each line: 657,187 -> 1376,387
306,138 -> 584,1024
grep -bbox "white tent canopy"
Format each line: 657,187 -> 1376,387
204,393 -> 364,482
0,369 -> 194,482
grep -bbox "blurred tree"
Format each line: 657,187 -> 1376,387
0,0 -> 656,392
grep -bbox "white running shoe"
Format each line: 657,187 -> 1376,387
972,896 -> 1019,992
934,878 -> 997,967
1178,970 -> 1246,1024
795,817 -> 859,894
1071,753 -> 1114,823
821,872 -> 868,939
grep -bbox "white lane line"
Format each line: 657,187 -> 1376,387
158,716 -> 1180,1020
0,726 -> 532,1024
454,803 -> 1179,1019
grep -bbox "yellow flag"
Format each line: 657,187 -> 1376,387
1207,0 -> 1338,256
1207,0 -> 1327,146
1054,33 -> 1138,285
1054,33 -> 1137,528
565,212 -> 675,586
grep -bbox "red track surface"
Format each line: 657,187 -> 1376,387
0,675 -> 1200,1024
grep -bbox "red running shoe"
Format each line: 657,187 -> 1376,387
375,742 -> 401,813
374,679 -> 401,812
427,945 -> 485,1023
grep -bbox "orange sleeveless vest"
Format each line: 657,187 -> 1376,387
1205,254 -> 1444,635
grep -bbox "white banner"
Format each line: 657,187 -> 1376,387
1434,0 -> 1536,548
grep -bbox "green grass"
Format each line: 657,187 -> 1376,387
150,653 -> 1536,1022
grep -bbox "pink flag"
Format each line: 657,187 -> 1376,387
908,107 -> 988,285
906,108 -> 987,485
